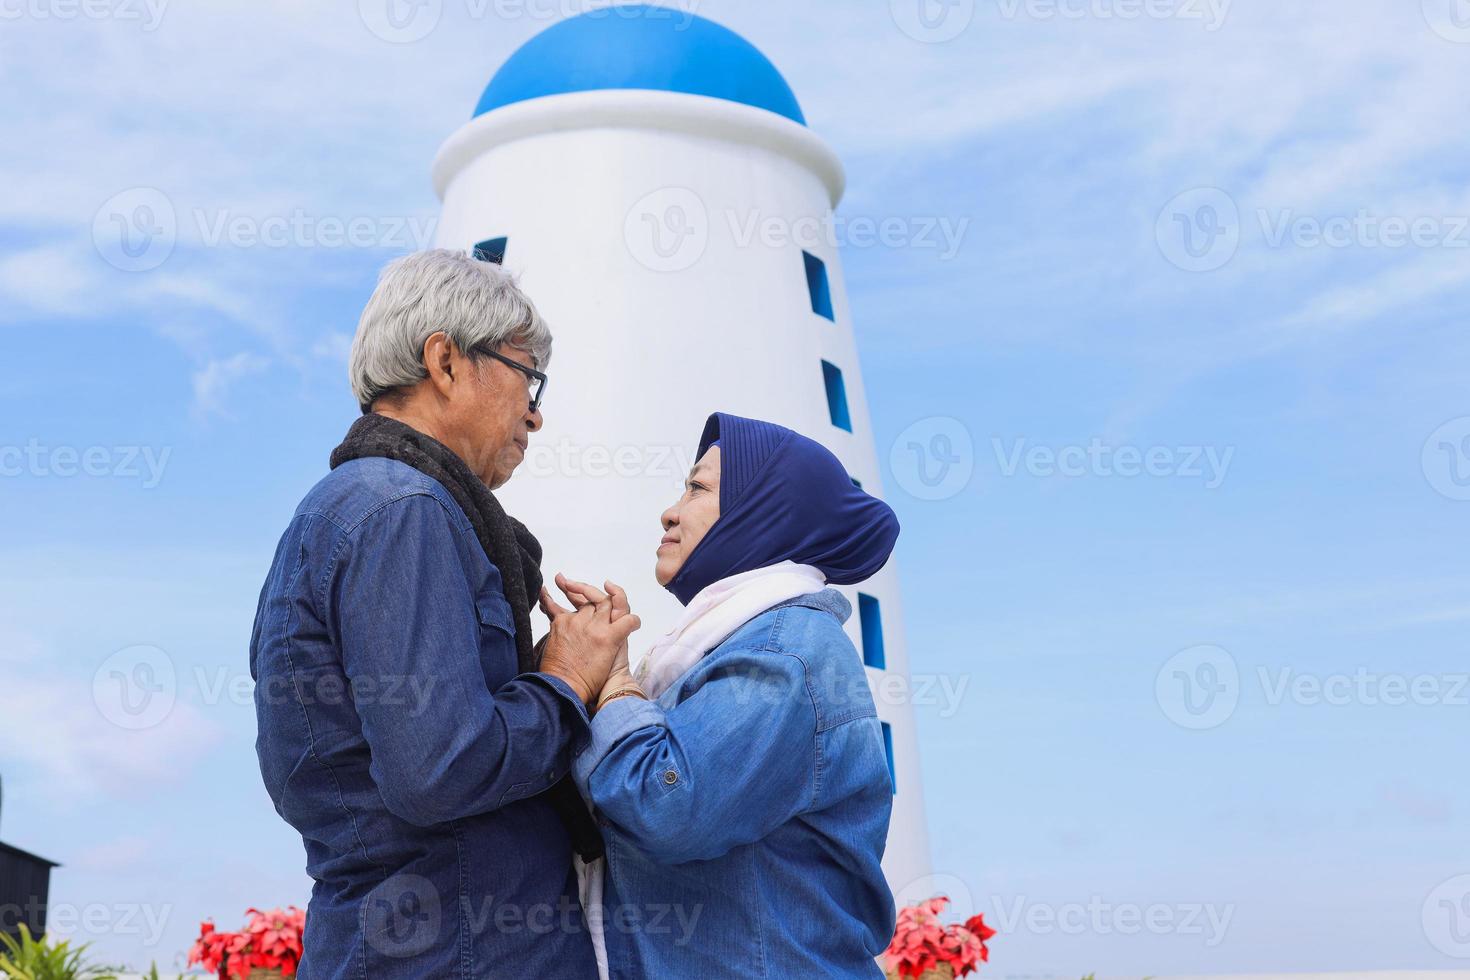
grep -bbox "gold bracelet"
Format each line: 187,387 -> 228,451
595,687 -> 647,713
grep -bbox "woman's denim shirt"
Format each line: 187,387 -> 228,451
573,589 -> 896,979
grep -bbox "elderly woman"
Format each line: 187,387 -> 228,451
251,249 -> 638,978
544,412 -> 899,979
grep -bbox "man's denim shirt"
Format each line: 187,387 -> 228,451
250,457 -> 598,979
573,589 -> 896,979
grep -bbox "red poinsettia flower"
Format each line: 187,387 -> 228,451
187,907 -> 307,978
884,897 -> 998,978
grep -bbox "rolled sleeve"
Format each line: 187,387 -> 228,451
573,696 -> 666,789
535,672 -> 594,750
574,648 -> 819,864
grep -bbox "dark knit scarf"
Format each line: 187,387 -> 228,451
329,413 -> 604,861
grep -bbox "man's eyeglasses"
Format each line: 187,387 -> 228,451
475,346 -> 548,413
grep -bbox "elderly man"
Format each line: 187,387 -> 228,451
250,249 -> 638,978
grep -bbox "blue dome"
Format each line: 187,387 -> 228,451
473,5 -> 806,125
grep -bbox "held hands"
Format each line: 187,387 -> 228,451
538,574 -> 644,708
540,574 -> 648,712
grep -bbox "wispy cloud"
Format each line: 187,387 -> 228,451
0,660 -> 221,802
191,352 -> 271,420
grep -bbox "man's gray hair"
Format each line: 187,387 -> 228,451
348,248 -> 552,410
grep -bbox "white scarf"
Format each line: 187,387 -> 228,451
634,560 -> 828,698
578,560 -> 827,979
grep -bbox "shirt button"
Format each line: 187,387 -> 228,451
663,769 -> 679,785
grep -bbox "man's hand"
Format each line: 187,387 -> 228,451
547,576 -> 645,711
538,576 -> 642,707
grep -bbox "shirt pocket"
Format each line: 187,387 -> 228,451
474,589 -> 519,687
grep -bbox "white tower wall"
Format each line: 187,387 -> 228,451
432,88 -> 931,894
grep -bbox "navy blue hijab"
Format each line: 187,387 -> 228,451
665,413 -> 901,606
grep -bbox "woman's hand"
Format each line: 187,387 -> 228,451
538,577 -> 642,707
548,575 -> 646,711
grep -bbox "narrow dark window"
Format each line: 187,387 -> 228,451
803,250 -> 834,321
881,721 -> 896,795
821,360 -> 852,432
858,593 -> 886,670
474,237 -> 508,265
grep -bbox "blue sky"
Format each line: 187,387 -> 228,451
3,0 -> 1469,974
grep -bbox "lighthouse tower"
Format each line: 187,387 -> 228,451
432,4 -> 931,895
